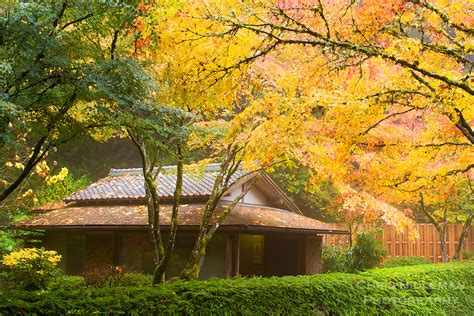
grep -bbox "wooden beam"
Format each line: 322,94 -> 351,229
225,234 -> 240,278
226,234 -> 233,279
233,234 -> 240,276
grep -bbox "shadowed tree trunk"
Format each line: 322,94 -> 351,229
154,140 -> 183,282
439,222 -> 449,263
128,129 -> 184,284
419,192 -> 450,262
453,213 -> 473,261
0,91 -> 78,203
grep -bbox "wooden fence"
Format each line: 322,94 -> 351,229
322,223 -> 474,262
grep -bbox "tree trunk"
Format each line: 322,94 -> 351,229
419,193 -> 451,262
1,91 -> 77,203
127,130 -> 165,284
439,226 -> 450,262
179,198 -> 219,281
179,147 -> 239,281
0,136 -> 48,202
453,213 -> 473,260
154,140 -> 183,283
180,170 -> 260,281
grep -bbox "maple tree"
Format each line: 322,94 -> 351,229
157,0 -> 473,250
0,1 -> 152,204
124,2 -> 274,281
120,106 -> 189,284
418,176 -> 473,261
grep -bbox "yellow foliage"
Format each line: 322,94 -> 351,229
46,167 -> 69,185
2,248 -> 62,268
141,0 -> 473,232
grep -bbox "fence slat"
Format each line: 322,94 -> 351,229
323,223 -> 473,262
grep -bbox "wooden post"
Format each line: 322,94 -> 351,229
225,234 -> 240,278
233,235 -> 240,276
416,224 -> 421,257
225,234 -> 233,279
112,231 -> 119,266
433,225 -> 438,262
391,226 -> 396,258
296,237 -> 306,275
424,224 -> 429,260
448,225 -> 453,258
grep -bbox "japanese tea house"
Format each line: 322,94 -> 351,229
17,164 -> 348,279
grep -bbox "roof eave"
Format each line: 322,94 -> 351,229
14,223 -> 349,235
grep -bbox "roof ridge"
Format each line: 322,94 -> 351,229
109,163 -> 222,177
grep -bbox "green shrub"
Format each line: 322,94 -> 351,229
322,245 -> 349,273
107,273 -> 152,287
323,230 -> 386,273
1,248 -> 62,290
349,229 -> 386,272
462,250 -> 474,260
383,256 -> 431,268
81,266 -> 152,288
47,275 -> 85,290
82,264 -> 126,287
0,261 -> 472,315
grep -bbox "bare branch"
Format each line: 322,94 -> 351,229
360,108 -> 417,136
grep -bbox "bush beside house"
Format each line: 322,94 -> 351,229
322,230 -> 386,273
0,261 -> 472,315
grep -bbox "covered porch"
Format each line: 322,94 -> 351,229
17,202 -> 347,279
37,229 -> 323,279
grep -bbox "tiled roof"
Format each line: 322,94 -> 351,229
16,203 -> 347,234
65,164 -> 244,202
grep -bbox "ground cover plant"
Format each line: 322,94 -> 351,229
0,261 -> 472,315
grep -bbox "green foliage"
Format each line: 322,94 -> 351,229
322,245 -> 350,273
108,273 -> 153,287
462,250 -> 474,260
323,230 -> 386,273
270,163 -> 340,221
0,206 -> 43,257
383,257 -> 432,268
0,208 -> 30,256
1,248 -> 62,291
0,0 -> 153,202
34,174 -> 90,206
349,230 -> 386,272
47,275 -> 85,291
0,262 -> 472,315
0,230 -> 17,255
81,264 -> 126,288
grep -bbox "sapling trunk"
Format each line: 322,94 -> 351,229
0,92 -> 78,202
453,213 -> 473,260
179,149 -> 241,281
419,193 -> 452,262
439,225 -> 449,262
179,196 -> 220,280
180,170 -> 260,281
128,129 -> 166,284
154,140 -> 184,282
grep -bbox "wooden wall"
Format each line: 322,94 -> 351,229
322,223 -> 474,262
